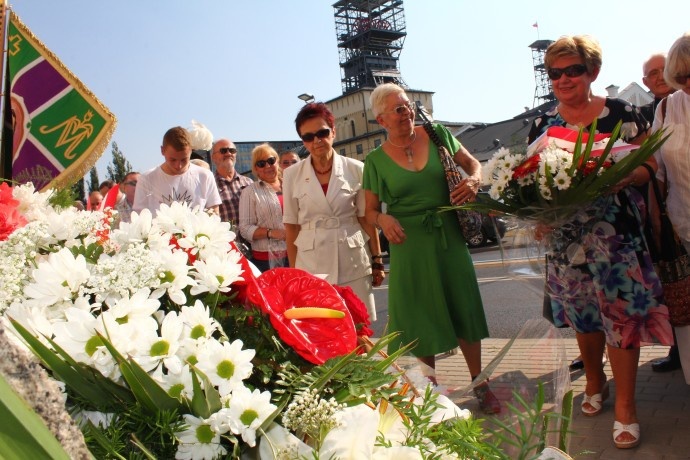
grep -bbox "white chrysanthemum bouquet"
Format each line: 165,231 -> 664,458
3,183 -> 504,460
452,122 -> 668,225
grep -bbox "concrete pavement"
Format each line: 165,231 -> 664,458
427,338 -> 690,459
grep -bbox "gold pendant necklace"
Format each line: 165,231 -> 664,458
388,131 -> 417,164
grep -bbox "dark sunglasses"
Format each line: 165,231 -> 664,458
255,157 -> 277,168
673,73 -> 690,86
300,128 -> 331,142
218,147 -> 237,155
547,64 -> 588,80
281,159 -> 298,165
123,181 -> 137,186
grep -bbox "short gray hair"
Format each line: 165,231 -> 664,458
370,83 -> 406,117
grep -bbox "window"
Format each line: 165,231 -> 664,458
340,148 -> 346,156
356,144 -> 363,155
374,139 -> 381,148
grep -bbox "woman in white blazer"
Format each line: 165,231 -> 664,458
283,102 -> 384,320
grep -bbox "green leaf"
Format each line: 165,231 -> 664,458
9,319 -> 120,409
97,332 -> 181,413
0,372 -> 73,460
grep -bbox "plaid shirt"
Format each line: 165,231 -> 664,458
215,170 -> 253,225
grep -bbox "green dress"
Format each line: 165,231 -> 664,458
363,124 -> 488,356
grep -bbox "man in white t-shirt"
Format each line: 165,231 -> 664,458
133,126 -> 221,215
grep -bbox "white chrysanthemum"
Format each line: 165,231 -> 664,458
179,300 -> 221,342
4,303 -> 56,347
135,311 -> 185,373
152,250 -> 196,305
106,288 -> 160,325
553,169 -> 572,190
190,252 -> 244,296
112,208 -> 168,252
220,387 -> 276,447
196,339 -> 255,396
52,308 -> 120,379
156,365 -> 194,400
175,414 -> 226,460
176,212 -> 234,262
23,247 -> 91,308
11,182 -> 53,222
155,202 -> 195,235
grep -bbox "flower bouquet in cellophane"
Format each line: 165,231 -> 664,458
447,121 -> 669,227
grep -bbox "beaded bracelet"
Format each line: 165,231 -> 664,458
372,262 -> 385,271
371,254 -> 383,260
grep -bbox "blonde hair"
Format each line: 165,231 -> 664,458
665,32 -> 690,90
545,35 -> 602,75
251,143 -> 280,178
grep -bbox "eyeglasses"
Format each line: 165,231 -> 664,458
644,67 -> 664,80
281,159 -> 299,166
673,72 -> 690,86
123,181 -> 137,186
547,64 -> 588,80
300,128 -> 331,142
218,147 -> 237,155
255,157 -> 277,168
382,101 -> 415,115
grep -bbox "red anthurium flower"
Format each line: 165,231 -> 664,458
247,268 -> 357,365
333,285 -> 373,338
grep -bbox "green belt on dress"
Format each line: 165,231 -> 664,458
390,209 -> 447,249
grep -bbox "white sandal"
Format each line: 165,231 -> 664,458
581,381 -> 609,416
613,421 -> 640,449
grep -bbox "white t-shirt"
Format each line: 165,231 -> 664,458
133,164 -> 221,214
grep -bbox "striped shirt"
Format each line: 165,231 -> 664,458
238,180 -> 286,253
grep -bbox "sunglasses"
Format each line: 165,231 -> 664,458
218,147 -> 237,155
382,101 -> 415,115
547,64 -> 588,80
123,181 -> 137,186
300,128 -> 331,142
673,73 -> 690,86
255,157 -> 277,168
281,159 -> 298,166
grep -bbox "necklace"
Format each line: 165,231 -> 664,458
313,163 -> 332,175
388,131 -> 417,164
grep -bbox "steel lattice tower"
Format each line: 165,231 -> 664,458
333,0 -> 407,94
530,39 -> 555,107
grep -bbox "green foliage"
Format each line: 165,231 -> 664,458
88,167 -> 100,192
106,142 -> 133,184
0,372 -> 72,460
71,177 -> 86,203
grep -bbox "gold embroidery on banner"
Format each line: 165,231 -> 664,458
39,111 -> 94,159
8,32 -> 23,56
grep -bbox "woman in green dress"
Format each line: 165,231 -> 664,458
363,83 -> 498,414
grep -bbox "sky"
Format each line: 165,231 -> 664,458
9,0 -> 689,177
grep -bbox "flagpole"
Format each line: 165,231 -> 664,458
533,20 -> 540,41
0,0 -> 12,182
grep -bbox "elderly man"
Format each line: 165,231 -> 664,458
641,53 -> 680,373
279,150 -> 300,170
114,171 -> 140,224
641,53 -> 676,123
211,138 -> 253,225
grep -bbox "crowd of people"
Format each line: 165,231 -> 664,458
72,30 -> 690,451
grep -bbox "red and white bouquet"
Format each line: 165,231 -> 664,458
454,122 -> 668,225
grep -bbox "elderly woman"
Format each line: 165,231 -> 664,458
282,102 -> 383,320
651,32 -> 690,385
238,144 -> 287,271
362,83 -> 499,414
528,35 -> 673,449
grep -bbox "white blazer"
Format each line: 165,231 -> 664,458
283,153 -> 371,284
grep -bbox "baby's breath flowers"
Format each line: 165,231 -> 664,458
281,388 -> 344,442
